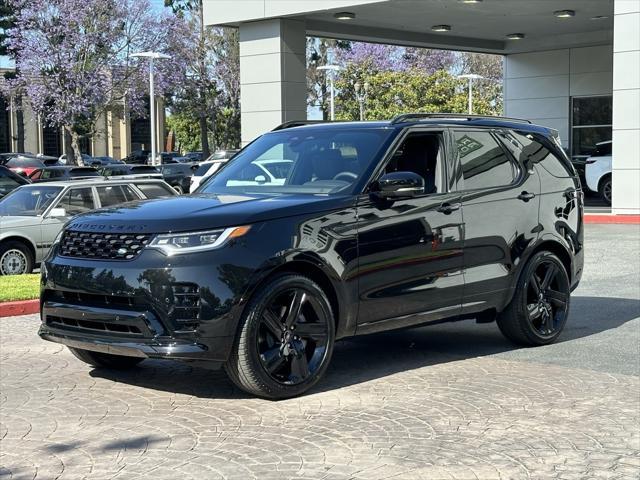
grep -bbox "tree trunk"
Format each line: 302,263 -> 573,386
15,95 -> 25,153
65,126 -> 84,166
199,110 -> 210,158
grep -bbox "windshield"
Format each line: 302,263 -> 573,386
0,186 -> 63,216
198,127 -> 393,195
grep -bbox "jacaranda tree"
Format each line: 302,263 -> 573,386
4,0 -> 187,165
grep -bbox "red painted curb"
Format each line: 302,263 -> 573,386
0,299 -> 40,318
584,214 -> 640,224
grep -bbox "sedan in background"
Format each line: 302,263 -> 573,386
160,163 -> 198,194
29,166 -> 101,183
1,155 -> 60,177
188,150 -> 240,192
58,153 -> 95,165
99,164 -> 162,179
0,178 -> 176,275
0,166 -> 30,199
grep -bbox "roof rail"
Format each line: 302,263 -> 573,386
271,120 -> 327,131
390,113 -> 532,125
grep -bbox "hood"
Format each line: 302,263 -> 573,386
66,193 -> 354,233
0,215 -> 41,229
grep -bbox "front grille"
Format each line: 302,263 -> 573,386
46,315 -> 143,336
59,231 -> 151,260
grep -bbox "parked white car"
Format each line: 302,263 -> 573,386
0,179 -> 176,275
585,140 -> 612,205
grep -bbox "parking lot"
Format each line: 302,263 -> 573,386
1,224 -> 639,480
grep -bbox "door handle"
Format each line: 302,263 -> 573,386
518,191 -> 536,202
437,202 -> 461,214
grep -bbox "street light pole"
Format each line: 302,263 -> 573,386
354,81 -> 370,121
457,74 -> 483,114
317,65 -> 342,120
131,51 -> 171,166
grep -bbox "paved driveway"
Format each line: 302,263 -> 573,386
1,225 -> 639,480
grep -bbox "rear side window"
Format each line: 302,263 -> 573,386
57,187 -> 95,216
453,130 -> 517,190
96,185 -> 138,207
135,182 -> 175,198
504,131 -> 575,178
593,142 -> 612,157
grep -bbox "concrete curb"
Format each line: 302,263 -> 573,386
584,214 -> 640,224
0,299 -> 39,318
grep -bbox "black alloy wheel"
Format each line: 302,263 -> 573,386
497,251 -> 570,346
225,274 -> 335,399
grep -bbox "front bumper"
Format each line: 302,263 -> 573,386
38,244 -> 262,363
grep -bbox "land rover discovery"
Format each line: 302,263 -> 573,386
39,114 -> 584,399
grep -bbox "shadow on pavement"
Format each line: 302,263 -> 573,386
89,296 -> 640,399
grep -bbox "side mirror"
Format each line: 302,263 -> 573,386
48,207 -> 67,218
254,175 -> 268,184
373,171 -> 425,199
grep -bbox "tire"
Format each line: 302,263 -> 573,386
68,347 -> 144,369
598,174 -> 612,205
497,251 -> 570,346
0,240 -> 34,275
225,274 -> 335,400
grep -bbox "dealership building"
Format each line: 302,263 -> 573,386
204,0 -> 639,215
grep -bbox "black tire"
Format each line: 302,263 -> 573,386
68,347 -> 144,369
599,174 -> 612,205
225,274 -> 335,400
0,240 -> 34,275
497,251 -> 570,346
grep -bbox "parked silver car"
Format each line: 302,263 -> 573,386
0,178 -> 176,275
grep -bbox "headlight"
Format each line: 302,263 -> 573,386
52,229 -> 65,247
147,226 -> 251,256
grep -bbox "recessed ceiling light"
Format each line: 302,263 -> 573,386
334,12 -> 355,20
506,33 -> 525,40
554,9 -> 575,18
431,24 -> 452,32
590,15 -> 609,20
458,0 -> 482,3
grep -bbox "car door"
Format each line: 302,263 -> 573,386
451,128 -> 541,316
40,187 -> 98,256
356,129 -> 465,334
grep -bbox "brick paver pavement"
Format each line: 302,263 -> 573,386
1,313 -> 639,480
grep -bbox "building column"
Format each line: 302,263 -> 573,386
612,0 -> 640,214
239,19 -> 306,145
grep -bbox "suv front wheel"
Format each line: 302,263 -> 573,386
225,274 -> 335,400
497,251 -> 570,346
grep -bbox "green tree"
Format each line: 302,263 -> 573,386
166,112 -> 201,153
335,68 -> 499,121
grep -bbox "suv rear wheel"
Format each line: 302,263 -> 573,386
0,240 -> 33,275
68,347 -> 144,369
225,274 -> 335,400
599,174 -> 612,205
497,251 -> 570,346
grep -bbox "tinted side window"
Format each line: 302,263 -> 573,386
504,131 -> 574,178
454,131 -> 517,190
96,185 -> 138,207
384,132 -> 444,194
135,183 -> 175,198
57,188 -> 95,216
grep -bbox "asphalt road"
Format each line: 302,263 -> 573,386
1,224 -> 638,480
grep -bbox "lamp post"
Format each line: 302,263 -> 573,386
317,65 -> 342,120
457,73 -> 483,114
354,81 -> 370,121
131,51 -> 171,166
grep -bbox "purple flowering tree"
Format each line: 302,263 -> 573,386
4,0 -> 187,165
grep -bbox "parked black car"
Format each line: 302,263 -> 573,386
99,164 -> 162,179
160,162 -> 198,194
29,166 -> 101,182
39,114 -> 584,399
123,149 -> 151,164
184,151 -> 204,162
0,165 -> 30,198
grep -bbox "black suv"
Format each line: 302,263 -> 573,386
39,114 -> 584,399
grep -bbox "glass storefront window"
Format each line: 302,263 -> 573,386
571,96 -> 612,160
